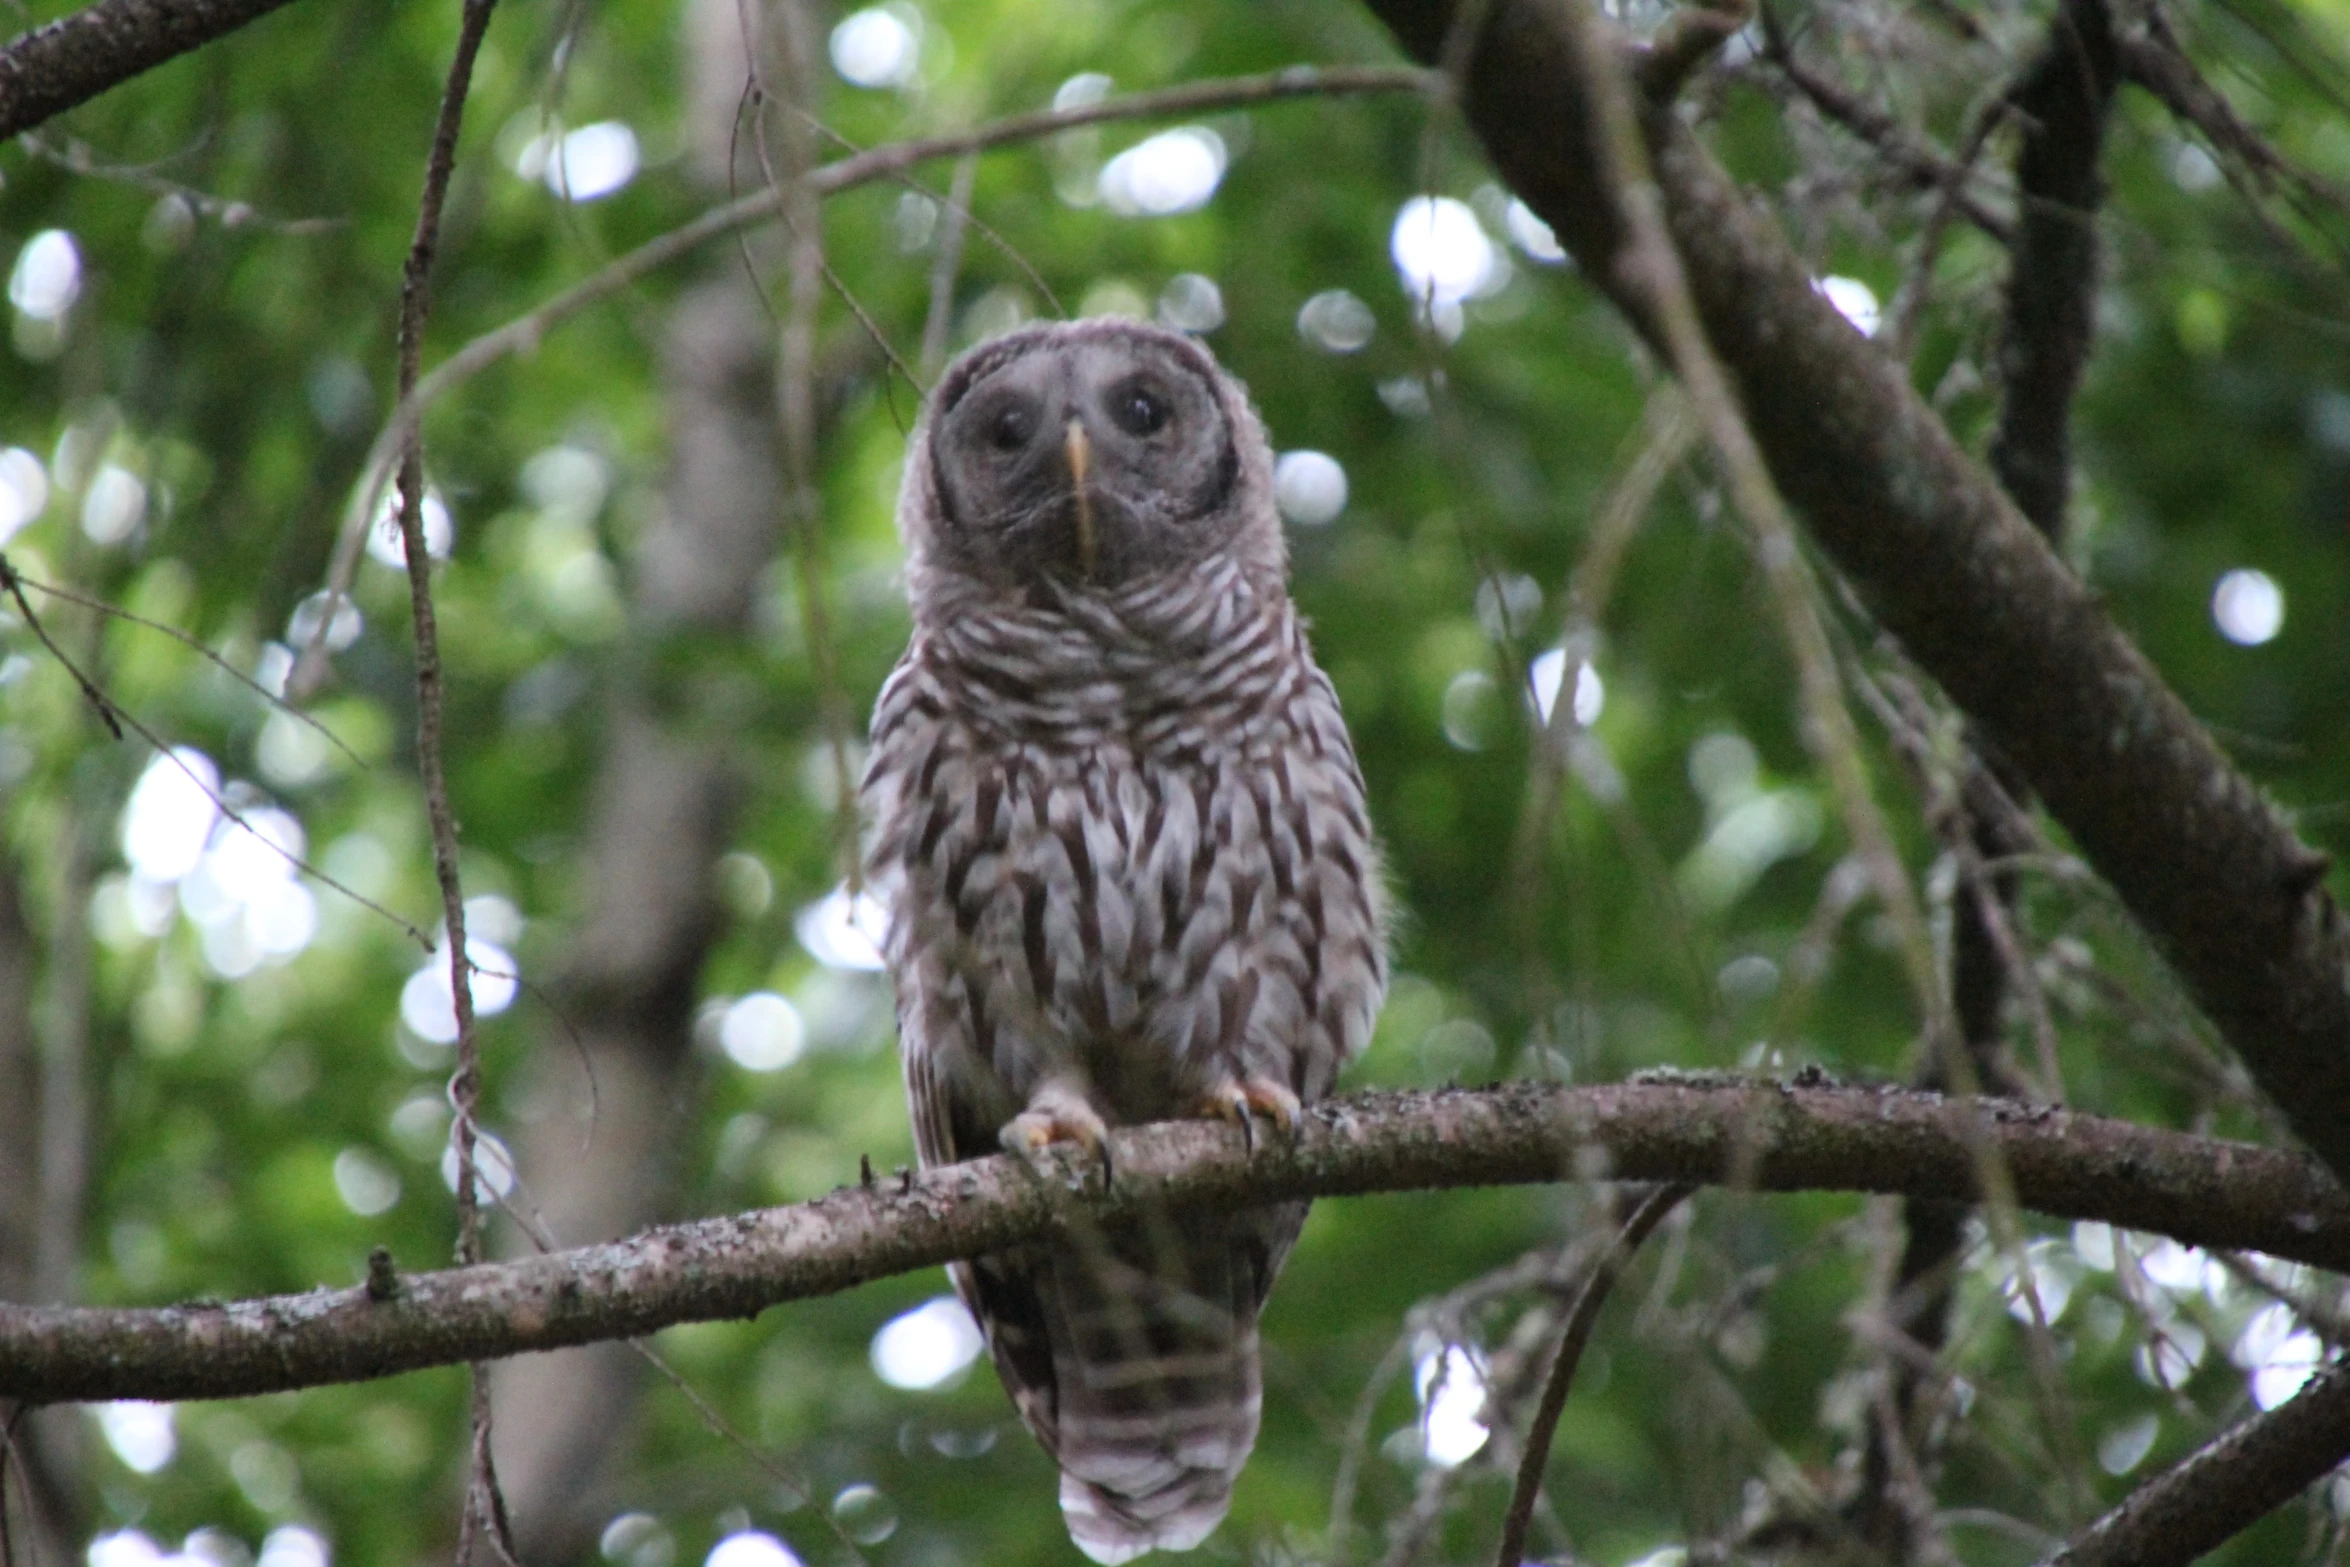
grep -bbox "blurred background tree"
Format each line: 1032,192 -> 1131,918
0,0 -> 2346,1562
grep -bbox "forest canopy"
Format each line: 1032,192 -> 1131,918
1,0 -> 2349,1564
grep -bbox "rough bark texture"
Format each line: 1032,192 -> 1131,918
1362,0 -> 2350,1185
4,1080 -> 2346,1404
2039,1356 -> 2350,1567
0,0 -> 307,139
1989,0 -> 2120,540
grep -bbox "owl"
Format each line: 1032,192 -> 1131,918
861,318 -> 1389,1561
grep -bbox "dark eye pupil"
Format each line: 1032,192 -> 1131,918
1116,389 -> 1169,437
990,407 -> 1034,451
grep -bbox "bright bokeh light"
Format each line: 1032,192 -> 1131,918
439,1128 -> 517,1200
0,447 -> 49,540
1391,196 -> 1499,309
122,749 -> 221,883
1272,450 -> 1347,526
2211,567 -> 2283,645
2235,1302 -> 2328,1409
795,884 -> 888,971
522,444 -> 611,516
543,122 -> 640,201
177,805 -> 319,978
1099,127 -> 1227,216
1157,273 -> 1224,334
1414,1339 -> 1490,1467
366,487 -> 454,567
1504,198 -> 1566,263
720,990 -> 806,1071
871,1295 -> 985,1389
830,5 -> 922,88
332,1147 -> 401,1217
832,1484 -> 898,1545
255,1525 -> 329,1567
2172,143 -> 2223,192
1529,649 -> 1605,727
2134,1320 -> 2206,1390
399,938 -> 520,1043
1441,670 -> 1499,751
2098,1411 -> 2160,1476
95,1401 -> 176,1473
1999,1238 -> 2079,1324
9,229 -> 82,320
1816,275 -> 1881,337
2139,1237 -> 2228,1298
82,463 -> 147,545
1297,289 -> 1376,353
600,1513 -> 674,1567
287,590 -> 363,653
704,1533 -> 801,1567
88,1532 -> 167,1567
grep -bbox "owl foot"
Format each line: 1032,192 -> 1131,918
1191,1077 -> 1303,1155
1001,1089 -> 1115,1186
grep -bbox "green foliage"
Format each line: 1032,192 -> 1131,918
3,0 -> 2348,1562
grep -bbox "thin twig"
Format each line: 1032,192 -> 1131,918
292,62 -> 1434,694
1493,1183 -> 1693,1567
1756,4 -> 2015,244
7,566 -> 364,766
18,129 -> 344,233
0,556 -> 430,947
386,0 -> 509,1558
1570,0 -> 1951,1056
918,152 -> 979,379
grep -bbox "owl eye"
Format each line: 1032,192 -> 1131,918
988,405 -> 1037,452
1112,386 -> 1170,438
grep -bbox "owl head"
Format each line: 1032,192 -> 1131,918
898,319 -> 1286,616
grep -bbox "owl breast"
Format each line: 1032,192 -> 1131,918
864,575 -> 1385,1163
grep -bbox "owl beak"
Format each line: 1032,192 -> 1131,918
1064,418 -> 1097,578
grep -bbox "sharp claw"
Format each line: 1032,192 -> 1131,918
1000,1102 -> 1114,1188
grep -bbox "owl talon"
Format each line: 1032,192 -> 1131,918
1191,1078 -> 1301,1154
1002,1103 -> 1115,1186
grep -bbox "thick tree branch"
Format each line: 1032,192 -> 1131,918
1362,0 -> 2350,1185
1990,0 -> 2119,539
0,0 -> 310,141
0,1081 -> 2344,1405
2037,1357 -> 2350,1566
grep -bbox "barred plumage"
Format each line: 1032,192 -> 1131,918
862,320 -> 1386,1561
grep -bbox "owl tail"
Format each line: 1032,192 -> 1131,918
1041,1220 -> 1267,1564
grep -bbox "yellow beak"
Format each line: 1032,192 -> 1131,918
1065,418 -> 1097,578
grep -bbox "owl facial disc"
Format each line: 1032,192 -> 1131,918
924,321 -> 1242,588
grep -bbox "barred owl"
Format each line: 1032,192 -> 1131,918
862,318 -> 1388,1562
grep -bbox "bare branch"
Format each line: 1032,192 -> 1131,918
1755,6 -> 2015,244
1494,1183 -> 1694,1567
2036,1358 -> 2350,1567
1359,0 -> 2350,1189
1,1080 -> 2345,1405
387,0 -> 510,1553
295,63 -> 1435,693
0,0 -> 313,141
1990,0 -> 2119,540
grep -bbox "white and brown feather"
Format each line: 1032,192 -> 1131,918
862,320 -> 1386,1563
